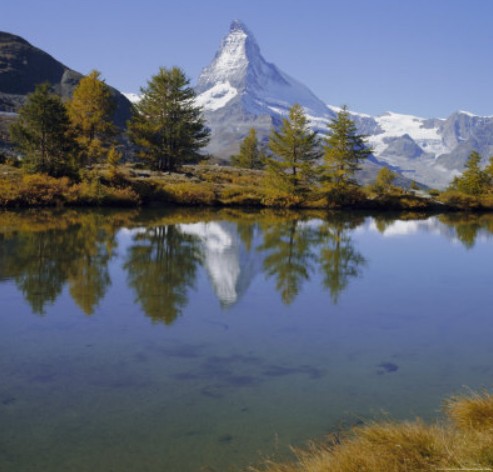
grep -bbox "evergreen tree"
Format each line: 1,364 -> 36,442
231,128 -> 265,169
373,167 -> 397,195
483,155 -> 493,190
450,151 -> 488,195
67,70 -> 117,167
265,104 -> 321,197
128,67 -> 210,172
107,145 -> 122,180
321,105 -> 372,200
10,83 -> 77,176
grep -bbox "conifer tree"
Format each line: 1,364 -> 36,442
484,156 -> 493,189
128,67 -> 210,172
265,104 -> 321,197
373,166 -> 397,195
10,83 -> 77,176
107,145 -> 122,180
450,151 -> 488,195
231,128 -> 265,169
67,70 -> 117,166
321,106 -> 372,200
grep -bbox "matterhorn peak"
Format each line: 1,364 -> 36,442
196,19 -> 262,93
229,19 -> 250,34
196,20 -> 331,119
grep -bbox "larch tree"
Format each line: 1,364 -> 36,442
321,105 -> 372,201
66,70 -> 117,167
10,83 -> 77,177
128,67 -> 210,172
265,103 -> 321,198
231,128 -> 265,169
450,151 -> 488,196
484,156 -> 493,190
373,166 -> 397,195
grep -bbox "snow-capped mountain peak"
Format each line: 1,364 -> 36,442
196,20 -> 332,119
127,20 -> 493,189
196,20 -> 261,92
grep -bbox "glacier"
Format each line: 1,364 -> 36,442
126,20 -> 493,189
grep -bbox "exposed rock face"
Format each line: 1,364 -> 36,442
0,31 -> 132,127
381,134 -> 425,159
195,20 -> 335,158
194,21 -> 493,188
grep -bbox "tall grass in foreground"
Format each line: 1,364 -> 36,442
249,391 -> 493,472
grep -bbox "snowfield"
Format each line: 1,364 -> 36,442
195,82 -> 238,111
123,20 -> 493,189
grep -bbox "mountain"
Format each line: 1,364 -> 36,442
0,31 -> 132,128
195,20 -> 335,160
195,21 -> 493,188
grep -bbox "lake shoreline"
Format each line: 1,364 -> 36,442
2,208 -> 493,471
1,163 -> 492,212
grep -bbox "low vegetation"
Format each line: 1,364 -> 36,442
0,167 -> 140,207
249,391 -> 493,472
0,162 -> 450,210
4,68 -> 493,211
436,150 -> 493,210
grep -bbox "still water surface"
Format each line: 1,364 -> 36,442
1,209 -> 493,471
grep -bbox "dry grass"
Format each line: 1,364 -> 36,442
446,391 -> 493,431
0,163 -> 489,210
0,171 -> 141,207
248,391 -> 493,472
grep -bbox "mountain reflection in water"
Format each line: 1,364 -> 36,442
1,209 -> 492,321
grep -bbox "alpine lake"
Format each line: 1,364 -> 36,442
1,207 -> 493,472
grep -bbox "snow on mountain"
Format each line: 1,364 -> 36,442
123,21 -> 493,188
370,112 -> 447,156
193,21 -> 493,187
195,81 -> 238,111
123,92 -> 141,104
196,20 -> 333,120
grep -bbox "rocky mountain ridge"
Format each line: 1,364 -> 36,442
194,21 -> 493,188
2,26 -> 493,189
0,31 -> 132,128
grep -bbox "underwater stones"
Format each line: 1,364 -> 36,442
377,362 -> 399,375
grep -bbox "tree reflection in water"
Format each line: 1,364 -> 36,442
318,215 -> 366,303
0,211 -> 122,314
125,225 -> 202,324
3,209 -> 492,319
258,213 -> 366,304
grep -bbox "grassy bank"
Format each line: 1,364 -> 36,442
250,391 -> 493,472
1,163 -> 492,211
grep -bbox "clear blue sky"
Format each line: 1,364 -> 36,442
3,0 -> 493,118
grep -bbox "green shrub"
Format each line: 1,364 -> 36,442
439,190 -> 480,210
0,173 -> 71,206
163,182 -> 217,205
